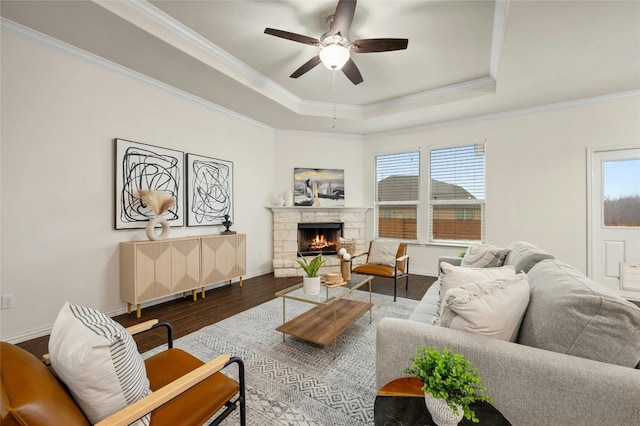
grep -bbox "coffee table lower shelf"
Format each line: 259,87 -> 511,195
276,298 -> 373,347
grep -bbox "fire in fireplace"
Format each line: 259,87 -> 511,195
297,222 -> 343,256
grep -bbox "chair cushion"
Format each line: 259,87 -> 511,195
353,263 -> 395,277
48,302 -> 151,425
145,348 -> 239,426
520,259 -> 640,368
367,240 -> 400,267
461,243 -> 510,268
436,273 -> 530,342
437,262 -> 516,316
0,342 -> 90,426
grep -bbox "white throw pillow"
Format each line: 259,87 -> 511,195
367,240 -> 400,267
49,302 -> 151,425
436,273 -> 531,342
438,262 -> 516,316
461,243 -> 510,268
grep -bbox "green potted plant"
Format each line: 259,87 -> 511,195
295,253 -> 325,295
403,346 -> 492,425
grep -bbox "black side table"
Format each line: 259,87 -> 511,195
375,377 -> 511,426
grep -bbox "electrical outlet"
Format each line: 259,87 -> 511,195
1,294 -> 15,309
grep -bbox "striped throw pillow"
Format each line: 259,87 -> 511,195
49,302 -> 151,425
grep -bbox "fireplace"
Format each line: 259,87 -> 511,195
297,222 -> 343,256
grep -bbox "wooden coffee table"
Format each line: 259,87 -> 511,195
375,377 -> 512,425
275,273 -> 373,357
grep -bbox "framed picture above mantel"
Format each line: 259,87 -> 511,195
294,168 -> 344,207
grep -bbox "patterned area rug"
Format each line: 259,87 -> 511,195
144,291 -> 418,426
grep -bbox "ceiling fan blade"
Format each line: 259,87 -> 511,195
330,0 -> 357,37
264,28 -> 320,46
352,38 -> 409,53
341,58 -> 363,85
290,55 -> 322,79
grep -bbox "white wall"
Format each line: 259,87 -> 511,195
364,95 -> 640,276
0,33 -> 277,341
272,131 -> 365,207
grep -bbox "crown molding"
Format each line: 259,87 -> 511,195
368,90 -> 640,139
90,0 -> 504,119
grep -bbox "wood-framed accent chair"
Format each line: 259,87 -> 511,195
1,320 -> 246,426
351,241 -> 410,301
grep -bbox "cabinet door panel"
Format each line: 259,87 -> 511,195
135,242 -> 172,302
201,234 -> 245,284
236,234 -> 246,276
171,239 -> 201,292
201,236 -> 226,284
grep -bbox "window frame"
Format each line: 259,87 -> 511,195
374,150 -> 420,242
428,143 -> 486,245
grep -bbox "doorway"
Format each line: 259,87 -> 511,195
588,147 -> 640,301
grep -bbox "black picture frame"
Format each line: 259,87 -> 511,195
114,138 -> 184,229
186,153 -> 234,226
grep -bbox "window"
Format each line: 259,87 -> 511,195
429,144 -> 485,242
375,151 -> 419,240
603,159 -> 640,227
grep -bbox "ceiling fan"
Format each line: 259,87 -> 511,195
264,0 -> 408,85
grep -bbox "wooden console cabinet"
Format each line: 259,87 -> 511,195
120,233 -> 246,317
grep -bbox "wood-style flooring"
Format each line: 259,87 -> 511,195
17,273 -> 436,359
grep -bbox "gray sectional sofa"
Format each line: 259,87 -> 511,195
376,242 -> 640,426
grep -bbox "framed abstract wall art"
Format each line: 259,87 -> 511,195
186,153 -> 234,226
114,138 -> 184,229
294,168 -> 345,207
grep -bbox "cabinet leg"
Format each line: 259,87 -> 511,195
201,287 -> 205,298
192,289 -> 197,301
127,303 -> 131,314
239,277 -> 243,287
136,304 -> 141,319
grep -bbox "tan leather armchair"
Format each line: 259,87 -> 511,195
1,320 -> 246,426
352,241 -> 410,301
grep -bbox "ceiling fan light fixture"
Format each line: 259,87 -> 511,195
319,44 -> 350,70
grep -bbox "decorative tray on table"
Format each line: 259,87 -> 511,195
321,273 -> 347,287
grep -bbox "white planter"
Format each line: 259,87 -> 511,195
303,276 -> 321,295
424,392 -> 464,426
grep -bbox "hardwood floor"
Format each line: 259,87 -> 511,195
17,273 -> 436,359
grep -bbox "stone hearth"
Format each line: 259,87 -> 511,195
270,207 -> 369,277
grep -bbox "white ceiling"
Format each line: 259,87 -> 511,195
2,0 -> 639,135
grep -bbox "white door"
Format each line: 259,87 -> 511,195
589,147 -> 640,301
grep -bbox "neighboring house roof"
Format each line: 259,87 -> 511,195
377,176 -> 475,201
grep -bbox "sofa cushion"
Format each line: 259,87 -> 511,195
436,273 -> 530,342
504,241 -> 554,273
438,262 -> 517,316
367,240 -> 400,267
461,243 -> 510,268
48,302 -> 152,425
408,283 -> 440,324
519,259 -> 640,368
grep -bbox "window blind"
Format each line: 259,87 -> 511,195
376,151 -> 420,202
429,144 -> 485,242
375,151 -> 419,240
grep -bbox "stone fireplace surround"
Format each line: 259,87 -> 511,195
270,207 -> 369,278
